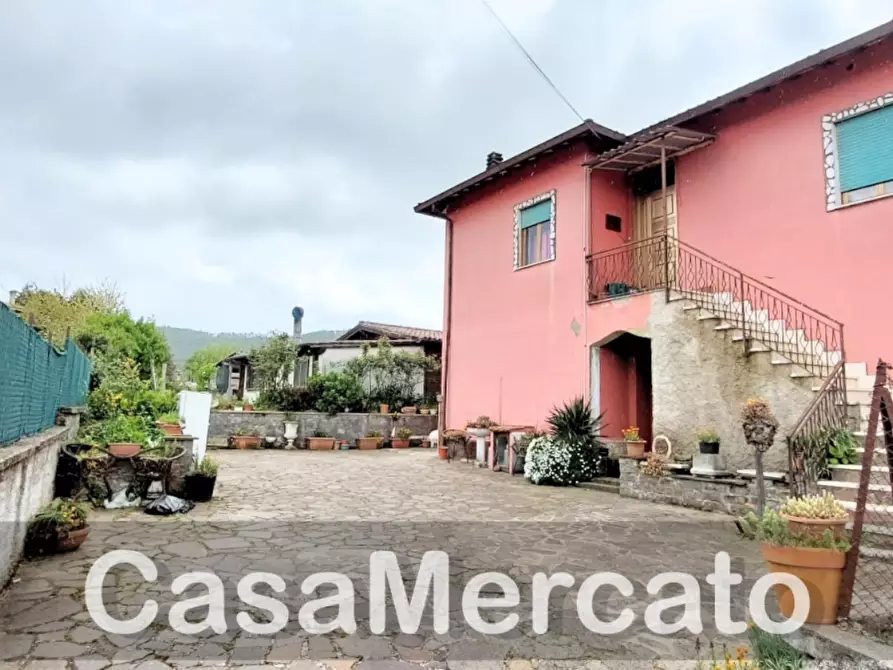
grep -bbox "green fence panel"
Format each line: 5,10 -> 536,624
0,302 -> 92,446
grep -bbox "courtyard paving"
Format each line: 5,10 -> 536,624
0,449 -> 767,670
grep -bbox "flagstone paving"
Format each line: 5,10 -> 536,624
0,449 -> 767,669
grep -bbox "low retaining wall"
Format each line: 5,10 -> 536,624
0,407 -> 81,587
208,410 -> 438,444
618,457 -> 789,516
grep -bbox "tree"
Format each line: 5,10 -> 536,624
12,281 -> 124,346
186,344 -> 236,390
249,333 -> 298,393
77,313 -> 171,386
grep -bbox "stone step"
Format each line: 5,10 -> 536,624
849,522 -> 893,549
829,464 -> 890,484
859,546 -> 893,561
840,499 -> 893,526
578,479 -> 620,495
822,478 -> 893,502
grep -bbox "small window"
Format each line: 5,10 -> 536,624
830,102 -> 893,208
517,199 -> 554,267
605,214 -> 622,232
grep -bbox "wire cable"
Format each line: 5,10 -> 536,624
477,0 -> 584,122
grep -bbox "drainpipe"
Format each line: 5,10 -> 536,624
583,164 -> 593,402
432,206 -> 453,448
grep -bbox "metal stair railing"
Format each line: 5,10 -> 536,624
586,233 -> 846,380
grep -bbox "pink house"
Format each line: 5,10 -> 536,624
416,21 -> 893,471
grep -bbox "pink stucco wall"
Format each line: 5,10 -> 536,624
445,145 -> 590,429
590,169 -> 632,251
678,39 -> 893,366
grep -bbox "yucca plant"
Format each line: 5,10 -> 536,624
546,396 -> 604,447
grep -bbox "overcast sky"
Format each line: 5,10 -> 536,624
0,1 -> 889,335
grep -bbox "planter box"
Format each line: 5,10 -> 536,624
306,437 -> 336,450
157,422 -> 183,436
231,436 -> 262,450
357,438 -> 382,450
392,439 -> 410,449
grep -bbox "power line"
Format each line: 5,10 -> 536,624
477,0 -> 584,123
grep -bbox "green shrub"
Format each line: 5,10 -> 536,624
192,456 -> 219,476
546,396 -> 603,448
523,435 -> 600,485
257,385 -> 314,412
88,415 -> 162,447
395,427 -> 413,440
308,371 -> 364,415
737,508 -> 850,551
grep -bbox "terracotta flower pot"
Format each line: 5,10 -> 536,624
108,443 -> 142,458
392,439 -> 410,449
402,407 -> 417,415
232,436 -> 262,450
357,438 -> 382,450
157,422 -> 183,436
784,515 -> 848,541
379,404 -> 389,414
57,526 -> 90,552
438,446 -> 449,460
243,404 -> 254,412
761,542 -> 846,625
306,437 -> 336,450
625,440 -> 646,459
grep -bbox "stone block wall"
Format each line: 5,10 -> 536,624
618,457 -> 789,516
0,408 -> 81,587
208,410 -> 438,445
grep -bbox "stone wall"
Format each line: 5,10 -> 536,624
618,457 -> 789,516
648,295 -> 813,472
208,410 -> 438,444
0,408 -> 81,587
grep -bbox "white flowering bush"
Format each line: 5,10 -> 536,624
524,435 -> 600,485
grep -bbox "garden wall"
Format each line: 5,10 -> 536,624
0,407 -> 81,587
618,457 -> 789,516
208,410 -> 438,444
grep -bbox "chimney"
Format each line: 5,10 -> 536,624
486,152 -> 503,170
291,306 -> 304,343
8,290 -> 18,306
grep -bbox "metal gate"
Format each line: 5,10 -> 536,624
838,360 -> 893,627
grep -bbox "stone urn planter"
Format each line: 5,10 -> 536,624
306,437 -> 336,450
283,420 -> 299,449
761,542 -> 846,625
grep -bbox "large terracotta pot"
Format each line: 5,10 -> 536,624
392,440 -> 410,449
761,542 -> 846,625
625,440 -> 646,459
357,438 -> 382,450
784,515 -> 848,541
108,443 -> 141,458
232,436 -> 262,450
57,526 -> 90,552
306,437 -> 336,450
438,445 -> 449,460
379,404 -> 389,414
157,422 -> 183,436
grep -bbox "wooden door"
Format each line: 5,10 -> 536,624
634,187 -> 678,289
635,186 -> 677,240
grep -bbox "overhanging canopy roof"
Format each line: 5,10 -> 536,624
585,126 -> 715,172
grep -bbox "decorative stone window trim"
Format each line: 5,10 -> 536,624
513,189 -> 557,270
823,91 -> 893,212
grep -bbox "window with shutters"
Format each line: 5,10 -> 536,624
824,94 -> 893,211
513,190 -> 556,269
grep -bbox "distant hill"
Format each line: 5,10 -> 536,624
160,326 -> 344,363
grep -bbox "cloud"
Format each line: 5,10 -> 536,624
0,0 -> 890,333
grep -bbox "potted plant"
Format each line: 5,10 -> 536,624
622,426 -> 646,459
738,506 -> 850,625
379,403 -> 389,414
100,415 -> 151,458
358,430 -> 383,450
230,426 -> 262,449
184,456 -> 219,502
243,402 -> 254,412
780,492 -> 849,540
25,499 -> 91,556
283,414 -> 299,449
306,430 -> 336,450
696,428 -> 720,455
420,405 -> 430,415
156,412 -> 183,436
466,416 -> 496,437
217,398 -> 235,410
402,406 -> 418,415
392,427 -> 413,448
